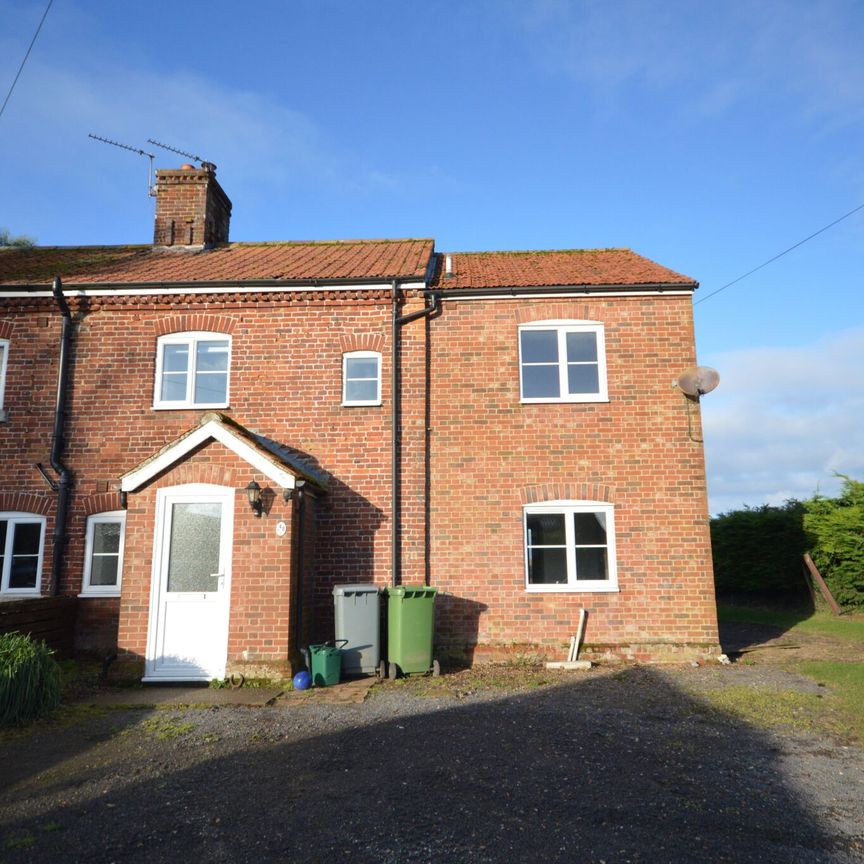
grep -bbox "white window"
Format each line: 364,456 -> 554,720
80,511 -> 126,597
0,513 -> 46,595
524,501 -> 618,593
0,339 -> 9,412
519,321 -> 607,403
342,351 -> 382,406
154,332 -> 231,409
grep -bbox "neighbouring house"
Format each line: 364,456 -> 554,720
0,163 -> 719,680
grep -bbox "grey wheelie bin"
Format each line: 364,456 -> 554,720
333,584 -> 381,676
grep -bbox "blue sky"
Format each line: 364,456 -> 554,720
1,0 -> 862,513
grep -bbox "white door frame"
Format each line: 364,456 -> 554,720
144,483 -> 234,682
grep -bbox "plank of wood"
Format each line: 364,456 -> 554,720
803,553 -> 843,616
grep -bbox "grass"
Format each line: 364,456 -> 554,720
140,717 -> 195,740
717,604 -> 864,642
798,661 -> 864,743
701,685 -> 824,733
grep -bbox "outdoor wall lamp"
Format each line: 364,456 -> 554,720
245,480 -> 263,516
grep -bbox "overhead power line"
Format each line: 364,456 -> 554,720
0,0 -> 54,123
695,200 -> 864,305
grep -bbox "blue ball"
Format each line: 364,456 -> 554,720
293,670 -> 311,691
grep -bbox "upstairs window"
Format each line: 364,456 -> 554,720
81,511 -> 126,597
342,351 -> 382,406
519,322 -> 607,403
524,502 -> 617,593
0,513 -> 46,595
154,332 -> 231,409
0,339 -> 8,413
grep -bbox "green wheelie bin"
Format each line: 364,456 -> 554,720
385,585 -> 439,679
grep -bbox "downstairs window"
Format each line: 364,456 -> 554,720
523,501 -> 618,592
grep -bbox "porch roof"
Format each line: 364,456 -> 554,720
119,412 -> 328,493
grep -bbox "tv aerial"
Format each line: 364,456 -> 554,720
88,133 -> 157,197
147,139 -> 215,171
673,365 -> 720,443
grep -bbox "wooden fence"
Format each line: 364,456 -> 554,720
0,596 -> 77,655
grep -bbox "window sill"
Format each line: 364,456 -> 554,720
526,584 -> 619,594
152,403 -> 230,411
78,591 -> 121,599
0,592 -> 42,600
341,401 -> 382,408
521,396 -> 609,405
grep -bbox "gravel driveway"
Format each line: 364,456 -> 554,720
2,657 -> 862,864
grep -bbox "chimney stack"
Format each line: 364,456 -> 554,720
153,163 -> 232,248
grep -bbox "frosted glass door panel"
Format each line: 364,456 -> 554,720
166,502 -> 222,592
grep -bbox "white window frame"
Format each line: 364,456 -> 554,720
0,338 -> 9,411
153,331 -> 231,410
518,320 -> 608,403
523,501 -> 618,593
0,512 -> 46,595
80,511 -> 126,597
342,350 -> 382,406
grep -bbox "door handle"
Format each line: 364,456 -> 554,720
212,573 -> 225,589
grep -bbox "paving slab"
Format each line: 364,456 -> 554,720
280,675 -> 377,704
81,686 -> 284,707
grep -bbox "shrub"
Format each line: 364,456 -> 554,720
0,632 -> 62,726
710,500 -> 809,601
804,477 -> 864,610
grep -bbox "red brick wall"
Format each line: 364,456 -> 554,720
0,287 -> 718,664
426,296 -> 718,659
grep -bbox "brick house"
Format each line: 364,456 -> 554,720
0,164 -> 719,680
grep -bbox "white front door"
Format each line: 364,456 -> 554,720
144,484 -> 234,682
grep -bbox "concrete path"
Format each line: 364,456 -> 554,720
78,675 -> 378,708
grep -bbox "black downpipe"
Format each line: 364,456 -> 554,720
293,487 -> 307,666
390,282 -> 439,586
50,276 -> 73,596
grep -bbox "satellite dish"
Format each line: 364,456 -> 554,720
676,366 -> 720,397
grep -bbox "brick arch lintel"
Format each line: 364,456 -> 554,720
514,303 -> 594,325
339,332 -> 385,354
124,459 -> 242,493
82,492 -> 125,517
0,491 -> 53,516
520,482 -> 614,505
0,319 -> 15,340
154,314 -> 236,337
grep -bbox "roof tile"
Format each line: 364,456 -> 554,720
0,239 -> 434,287
432,249 -> 695,289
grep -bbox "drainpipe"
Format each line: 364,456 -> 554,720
293,486 -> 307,665
390,282 -> 439,586
50,276 -> 73,596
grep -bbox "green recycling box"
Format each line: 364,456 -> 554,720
309,643 -> 342,687
385,585 -> 437,675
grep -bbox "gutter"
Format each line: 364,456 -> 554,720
390,282 -> 439,587
430,281 -> 699,298
49,276 -> 73,596
0,275 -> 428,293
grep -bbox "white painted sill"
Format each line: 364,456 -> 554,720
78,591 -> 121,599
520,396 -> 610,405
526,584 -> 619,594
152,403 -> 230,411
